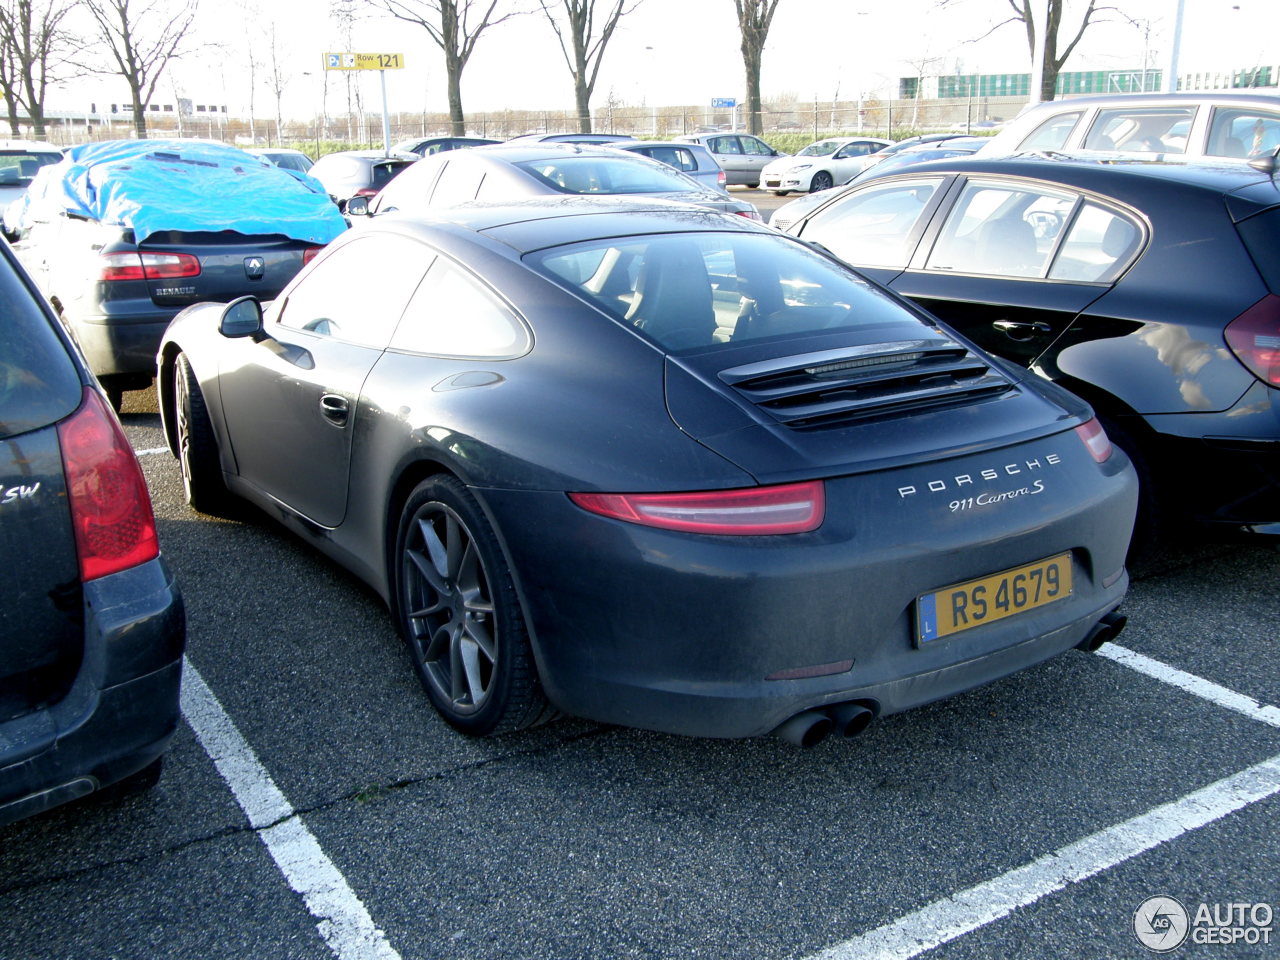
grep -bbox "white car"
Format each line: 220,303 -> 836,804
761,137 -> 891,195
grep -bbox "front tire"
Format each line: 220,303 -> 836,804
394,476 -> 552,737
174,352 -> 231,515
809,171 -> 834,192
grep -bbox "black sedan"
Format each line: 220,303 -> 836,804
779,156 -> 1280,543
157,199 -> 1135,744
0,229 -> 184,826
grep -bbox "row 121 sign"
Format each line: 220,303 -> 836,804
324,53 -> 405,71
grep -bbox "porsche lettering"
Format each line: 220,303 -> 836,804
898,454 -> 1062,498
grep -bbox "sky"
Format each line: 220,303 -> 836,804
70,0 -> 1280,122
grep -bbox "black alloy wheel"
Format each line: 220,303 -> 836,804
810,171 -> 834,192
173,352 -> 230,515
395,476 -> 552,736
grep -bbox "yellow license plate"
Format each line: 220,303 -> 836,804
917,553 -> 1073,643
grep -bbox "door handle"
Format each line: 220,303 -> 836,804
993,320 -> 1052,342
320,393 -> 349,426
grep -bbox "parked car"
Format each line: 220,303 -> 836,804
0,139 -> 62,210
308,149 -> 419,210
768,141 -> 987,231
976,91 -> 1280,163
6,139 -> 347,409
390,135 -> 501,157
778,155 -> 1280,543
247,147 -> 314,174
0,234 -> 184,827
156,197 -> 1135,744
616,139 -> 728,193
760,136 -> 892,194
673,132 -> 786,187
504,132 -> 637,145
352,144 -> 761,220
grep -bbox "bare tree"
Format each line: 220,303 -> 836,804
950,0 -> 1108,102
82,0 -> 198,138
370,0 -> 518,135
0,26 -> 21,135
266,22 -> 289,146
733,0 -> 781,136
0,0 -> 78,138
537,0 -> 639,134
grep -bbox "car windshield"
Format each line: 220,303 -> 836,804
797,140 -> 844,158
516,156 -> 699,194
528,230 -> 928,352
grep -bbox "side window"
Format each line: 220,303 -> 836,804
741,137 -> 774,156
711,137 -> 742,156
1208,108 -> 1280,158
391,257 -> 530,358
1084,108 -> 1195,153
926,180 -> 1076,279
428,157 -> 484,203
1017,111 -> 1082,152
798,178 -> 943,269
277,235 -> 431,348
1048,203 -> 1143,283
835,142 -> 873,158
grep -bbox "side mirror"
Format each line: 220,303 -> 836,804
220,296 -> 263,339
345,195 -> 370,217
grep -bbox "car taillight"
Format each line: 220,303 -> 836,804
1225,294 -> 1280,386
99,251 -> 201,282
354,186 -> 379,198
58,388 -> 160,580
302,246 -> 323,265
569,481 -> 825,535
717,170 -> 727,187
1074,417 -> 1113,463
735,210 -> 764,222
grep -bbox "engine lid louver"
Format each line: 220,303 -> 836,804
718,339 -> 1014,429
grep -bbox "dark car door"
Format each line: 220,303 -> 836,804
798,173 -> 1145,367
218,234 -> 432,527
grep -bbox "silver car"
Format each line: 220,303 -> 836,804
673,132 -> 786,187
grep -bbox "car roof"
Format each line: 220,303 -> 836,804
315,149 -> 419,161
1012,91 -> 1280,112
0,139 -> 61,153
866,153 -> 1280,197
371,196 -> 768,254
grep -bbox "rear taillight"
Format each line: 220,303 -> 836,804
1225,294 -> 1280,386
1074,417 -> 1113,463
569,481 -> 825,535
302,246 -> 323,266
99,251 -> 201,282
354,186 -> 379,198
717,170 -> 727,187
58,388 -> 159,580
735,210 -> 764,222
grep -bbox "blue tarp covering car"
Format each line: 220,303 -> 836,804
8,139 -> 347,244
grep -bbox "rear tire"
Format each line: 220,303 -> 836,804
393,476 -> 554,737
174,352 -> 231,516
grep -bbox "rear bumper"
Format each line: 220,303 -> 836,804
64,312 -> 174,378
0,557 -> 185,826
476,442 -> 1137,739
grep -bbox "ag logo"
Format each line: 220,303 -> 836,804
1134,896 -> 1190,952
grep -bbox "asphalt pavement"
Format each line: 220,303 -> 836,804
1,258 -> 1278,960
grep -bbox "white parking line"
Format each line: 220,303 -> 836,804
1096,643 -> 1280,728
134,447 -> 169,457
180,658 -> 402,960
803,645 -> 1280,960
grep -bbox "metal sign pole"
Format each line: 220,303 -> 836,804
379,69 -> 391,155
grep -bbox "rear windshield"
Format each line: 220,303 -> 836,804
528,231 -> 929,352
372,160 -> 415,188
0,150 -> 61,187
0,254 -> 81,439
515,156 -> 697,195
1235,206 -> 1280,293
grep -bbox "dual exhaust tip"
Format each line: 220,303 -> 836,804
773,702 -> 874,749
774,610 -> 1128,748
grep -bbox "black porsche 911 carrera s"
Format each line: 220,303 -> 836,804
157,198 -> 1137,745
